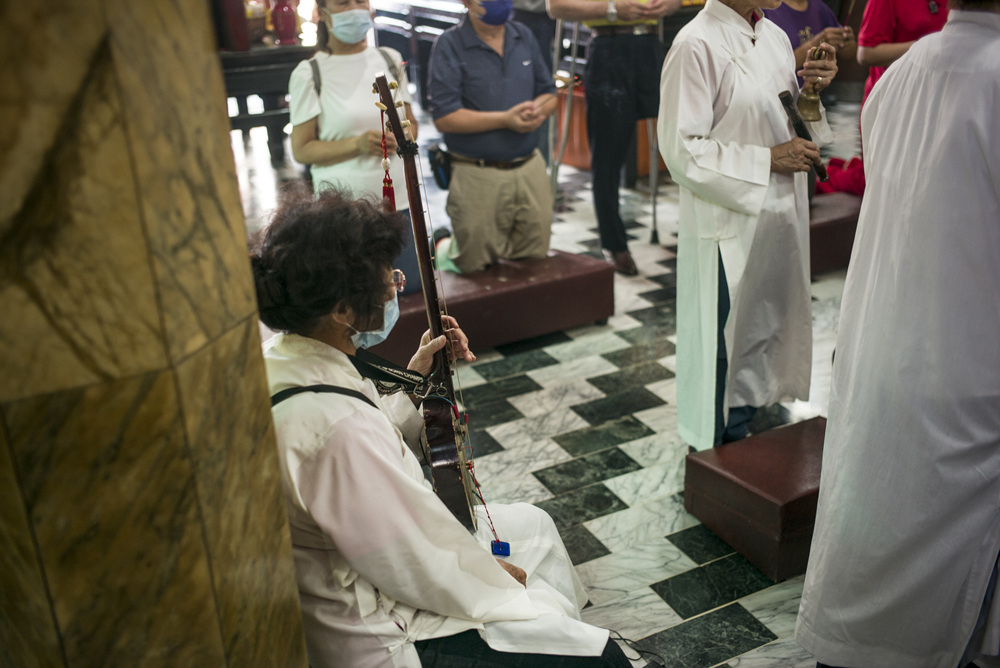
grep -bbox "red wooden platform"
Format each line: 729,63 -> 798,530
810,192 -> 862,276
370,250 -> 615,367
684,417 -> 827,582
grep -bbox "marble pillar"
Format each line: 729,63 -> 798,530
0,1 -> 307,665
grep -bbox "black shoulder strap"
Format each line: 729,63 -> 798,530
271,384 -> 378,409
376,46 -> 400,83
309,57 -> 322,96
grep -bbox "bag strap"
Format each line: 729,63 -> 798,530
376,46 -> 400,83
271,384 -> 378,409
309,57 -> 322,97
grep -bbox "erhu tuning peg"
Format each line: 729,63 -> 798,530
374,101 -> 388,111
389,81 -> 398,90
395,100 -> 404,108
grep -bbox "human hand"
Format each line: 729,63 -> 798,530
798,43 -> 838,94
496,558 -> 527,587
505,101 -> 546,133
840,26 -> 855,47
816,27 -> 849,49
407,316 -> 476,376
770,137 -> 821,175
357,129 -> 397,157
638,0 -> 683,20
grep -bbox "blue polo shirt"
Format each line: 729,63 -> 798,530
427,18 -> 555,161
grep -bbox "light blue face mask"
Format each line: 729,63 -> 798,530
327,8 -> 373,45
351,293 -> 399,349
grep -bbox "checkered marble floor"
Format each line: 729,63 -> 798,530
233,99 -> 858,668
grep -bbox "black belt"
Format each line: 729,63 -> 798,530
591,24 -> 657,37
449,153 -> 534,170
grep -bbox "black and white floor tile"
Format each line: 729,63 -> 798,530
234,99 -> 861,668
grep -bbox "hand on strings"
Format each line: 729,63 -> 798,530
357,129 -> 397,158
504,101 -> 546,133
770,137 -> 821,175
408,316 -> 476,377
798,43 -> 838,94
496,558 -> 527,587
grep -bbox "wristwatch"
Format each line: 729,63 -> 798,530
606,0 -> 619,22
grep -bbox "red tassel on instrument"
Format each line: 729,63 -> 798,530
383,176 -> 395,211
380,108 -> 396,212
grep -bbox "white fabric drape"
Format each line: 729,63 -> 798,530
796,11 -> 1000,668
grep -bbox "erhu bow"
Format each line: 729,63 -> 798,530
373,74 -> 480,531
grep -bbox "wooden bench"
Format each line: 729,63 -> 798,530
810,192 -> 862,276
370,250 -> 615,366
684,417 -> 826,582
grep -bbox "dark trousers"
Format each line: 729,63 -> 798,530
416,629 -> 632,667
583,33 -> 664,253
714,251 -> 756,445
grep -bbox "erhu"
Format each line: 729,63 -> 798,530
372,74 -> 514,555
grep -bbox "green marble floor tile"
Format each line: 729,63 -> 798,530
571,387 -> 665,426
534,484 -> 629,528
553,416 -> 656,457
666,524 -> 736,565
636,604 -> 776,668
587,361 -> 674,396
474,349 -> 560,382
533,447 -> 642,495
558,524 -> 611,566
650,553 -> 774,619
460,375 -> 542,410
602,338 -> 677,368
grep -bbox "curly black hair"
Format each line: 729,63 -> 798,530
249,183 -> 406,336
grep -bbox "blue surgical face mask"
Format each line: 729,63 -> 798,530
350,293 -> 399,349
477,0 -> 512,25
326,8 -> 373,45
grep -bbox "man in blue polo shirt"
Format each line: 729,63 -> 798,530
427,0 -> 558,274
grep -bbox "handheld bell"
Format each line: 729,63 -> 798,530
797,46 -> 826,122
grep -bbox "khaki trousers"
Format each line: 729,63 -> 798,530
443,150 -> 552,273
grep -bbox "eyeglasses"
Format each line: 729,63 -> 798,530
391,269 -> 406,293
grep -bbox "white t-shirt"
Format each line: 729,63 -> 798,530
289,47 -> 412,209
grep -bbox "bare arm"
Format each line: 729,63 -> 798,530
291,105 -> 418,165
857,40 -> 913,67
434,99 -> 550,134
291,117 -> 401,166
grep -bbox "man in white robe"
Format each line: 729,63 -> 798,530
795,4 -> 1000,667
658,0 -> 835,450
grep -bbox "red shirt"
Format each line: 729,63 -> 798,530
858,0 -> 949,101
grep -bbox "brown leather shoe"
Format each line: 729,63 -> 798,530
604,249 -> 638,276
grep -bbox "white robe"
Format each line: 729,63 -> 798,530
658,0 -> 831,449
263,334 -> 609,667
795,11 -> 1000,668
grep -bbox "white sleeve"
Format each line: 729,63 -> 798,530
288,60 -> 321,127
658,38 -> 772,217
380,391 -> 423,445
297,411 -> 537,623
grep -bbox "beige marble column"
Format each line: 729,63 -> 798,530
0,1 -> 307,665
